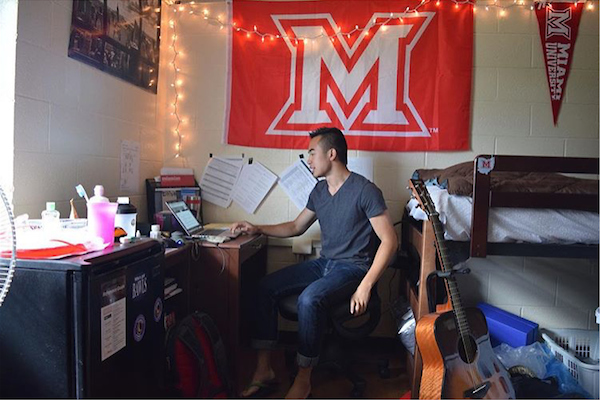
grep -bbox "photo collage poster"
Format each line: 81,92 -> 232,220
68,0 -> 161,93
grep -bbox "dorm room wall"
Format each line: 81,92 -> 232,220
10,0 -> 166,221
159,1 -> 598,332
8,0 -> 597,333
0,0 -> 17,194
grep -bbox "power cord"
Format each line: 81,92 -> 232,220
191,240 -> 202,261
191,239 -> 227,276
215,243 -> 226,276
383,220 -> 404,314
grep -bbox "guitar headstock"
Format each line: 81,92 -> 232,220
409,178 -> 439,218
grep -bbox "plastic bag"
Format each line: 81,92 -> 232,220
391,298 -> 415,355
495,342 -> 552,379
545,356 -> 591,397
398,309 -> 415,355
494,341 -> 590,397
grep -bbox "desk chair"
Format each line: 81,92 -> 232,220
278,285 -> 389,398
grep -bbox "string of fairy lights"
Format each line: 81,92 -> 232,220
163,0 -> 596,159
168,11 -> 184,159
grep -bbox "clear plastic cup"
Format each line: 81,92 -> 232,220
87,202 -> 118,246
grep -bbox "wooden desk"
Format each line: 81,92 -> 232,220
165,234 -> 268,389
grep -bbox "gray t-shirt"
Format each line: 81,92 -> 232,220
306,172 -> 387,267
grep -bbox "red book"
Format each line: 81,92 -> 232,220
160,174 -> 195,187
160,167 -> 195,187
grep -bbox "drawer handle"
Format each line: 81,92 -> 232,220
250,244 -> 263,250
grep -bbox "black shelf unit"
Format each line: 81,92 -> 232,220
145,178 -> 202,225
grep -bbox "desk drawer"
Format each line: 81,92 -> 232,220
239,235 -> 267,264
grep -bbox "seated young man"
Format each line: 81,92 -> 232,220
230,127 -> 398,399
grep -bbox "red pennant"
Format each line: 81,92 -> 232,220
535,2 -> 583,125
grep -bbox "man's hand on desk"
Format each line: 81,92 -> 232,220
230,221 -> 259,235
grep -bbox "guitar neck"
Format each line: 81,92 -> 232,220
423,193 -> 472,339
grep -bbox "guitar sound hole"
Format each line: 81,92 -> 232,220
458,335 -> 478,364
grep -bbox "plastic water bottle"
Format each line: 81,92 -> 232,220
89,185 -> 109,203
41,202 -> 61,236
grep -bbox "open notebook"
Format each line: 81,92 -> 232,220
164,200 -> 240,242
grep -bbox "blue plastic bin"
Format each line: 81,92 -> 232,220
477,302 -> 539,348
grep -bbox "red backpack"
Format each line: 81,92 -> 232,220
165,311 -> 233,398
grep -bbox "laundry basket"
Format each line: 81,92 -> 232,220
541,328 -> 599,399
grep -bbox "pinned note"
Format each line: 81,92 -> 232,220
199,157 -> 243,208
278,159 -> 318,210
232,161 -> 278,214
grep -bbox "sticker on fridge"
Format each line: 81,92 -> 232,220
100,275 -> 127,361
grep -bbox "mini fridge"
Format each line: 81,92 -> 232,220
0,240 -> 165,398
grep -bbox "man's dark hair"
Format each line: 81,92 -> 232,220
309,127 -> 348,165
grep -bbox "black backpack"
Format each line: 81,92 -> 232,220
165,311 -> 233,398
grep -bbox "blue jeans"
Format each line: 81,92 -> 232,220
251,257 -> 367,367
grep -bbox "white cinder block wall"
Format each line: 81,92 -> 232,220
0,0 -> 17,194
9,0 -> 599,335
11,0 -> 165,221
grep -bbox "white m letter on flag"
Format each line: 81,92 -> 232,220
268,13 -> 434,137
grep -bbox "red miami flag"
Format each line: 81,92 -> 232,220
535,2 -> 583,125
225,0 -> 473,151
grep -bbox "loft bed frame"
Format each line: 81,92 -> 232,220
401,155 -> 599,397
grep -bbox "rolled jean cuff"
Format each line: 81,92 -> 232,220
251,339 -> 277,350
297,352 -> 319,368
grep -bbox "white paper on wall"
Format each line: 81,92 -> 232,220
232,161 -> 278,214
278,159 -> 318,210
120,140 -> 140,192
199,157 -> 243,208
347,157 -> 374,182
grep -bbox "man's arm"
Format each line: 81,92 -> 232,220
230,208 -> 317,238
350,210 -> 398,315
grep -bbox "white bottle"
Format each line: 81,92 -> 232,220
41,202 -> 61,236
114,197 -> 137,238
149,224 -> 161,240
89,185 -> 109,203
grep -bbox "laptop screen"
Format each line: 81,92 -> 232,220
165,201 -> 202,235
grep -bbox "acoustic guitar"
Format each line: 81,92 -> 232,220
411,179 -> 515,399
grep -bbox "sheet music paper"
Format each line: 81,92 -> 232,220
232,161 -> 278,214
199,157 -> 243,208
279,159 -> 318,210
347,157 -> 374,182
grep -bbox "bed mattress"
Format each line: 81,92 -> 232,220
406,185 -> 599,244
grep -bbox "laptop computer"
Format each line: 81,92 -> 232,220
164,200 -> 241,242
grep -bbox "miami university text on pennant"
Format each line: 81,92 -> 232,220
535,2 -> 583,125
225,0 -> 473,152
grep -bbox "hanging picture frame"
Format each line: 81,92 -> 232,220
68,0 -> 161,93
